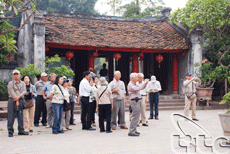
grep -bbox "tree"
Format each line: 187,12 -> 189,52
0,0 -> 38,67
170,0 -> 230,67
37,0 -> 99,15
107,0 -> 165,17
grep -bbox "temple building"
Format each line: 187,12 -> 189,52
0,8 -> 203,95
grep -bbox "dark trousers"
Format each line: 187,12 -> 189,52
52,103 -> 63,133
91,100 -> 96,123
81,97 -> 91,129
7,98 -> 24,134
34,95 -> 47,125
70,102 -> 75,124
149,92 -> 159,118
99,104 -> 111,131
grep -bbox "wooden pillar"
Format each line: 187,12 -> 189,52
88,54 -> 94,72
108,54 -> 114,82
132,54 -> 139,73
172,53 -> 179,93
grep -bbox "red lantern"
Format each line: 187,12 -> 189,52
182,51 -> 186,57
113,53 -> 121,61
65,52 -> 74,60
94,49 -> 98,57
156,54 -> 163,68
140,51 -> 144,58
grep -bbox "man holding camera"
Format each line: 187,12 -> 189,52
183,73 -> 201,121
127,73 -> 149,137
7,70 -> 28,137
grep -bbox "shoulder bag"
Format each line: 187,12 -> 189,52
99,86 -> 108,99
57,85 -> 72,111
186,82 -> 196,100
15,83 -> 28,109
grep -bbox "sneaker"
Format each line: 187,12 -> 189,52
62,128 -> 67,131
46,125 -> 52,128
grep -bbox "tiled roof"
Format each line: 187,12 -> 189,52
44,14 -> 189,50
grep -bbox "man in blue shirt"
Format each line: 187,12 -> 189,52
42,73 -> 56,128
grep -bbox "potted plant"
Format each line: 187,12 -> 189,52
195,62 -> 229,104
218,75 -> 230,136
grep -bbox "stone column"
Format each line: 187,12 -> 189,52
190,28 -> 203,77
172,53 -> 179,94
132,54 -> 139,73
17,10 -> 34,68
33,13 -> 46,71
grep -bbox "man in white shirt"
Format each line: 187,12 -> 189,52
146,75 -> 162,120
137,73 -> 148,126
108,71 -> 128,130
79,71 -> 95,131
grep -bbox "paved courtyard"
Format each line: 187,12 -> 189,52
0,109 -> 229,154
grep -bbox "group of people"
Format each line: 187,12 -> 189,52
6,68 -> 201,137
7,70 -> 77,137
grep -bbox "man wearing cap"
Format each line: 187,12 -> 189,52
7,70 -> 28,137
34,72 -> 48,126
146,75 -> 162,120
127,73 -> 149,136
42,73 -> 56,128
108,71 -> 128,130
184,73 -> 201,121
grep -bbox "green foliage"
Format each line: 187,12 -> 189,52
0,79 -> 7,97
44,54 -> 75,77
16,64 -> 42,77
0,20 -> 16,67
169,0 -> 230,32
115,0 -> 165,17
220,91 -> 230,113
200,62 -> 229,88
48,65 -> 75,77
37,0 -> 99,15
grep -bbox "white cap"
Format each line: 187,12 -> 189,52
151,76 -> 156,82
12,70 -> 20,74
41,72 -> 48,77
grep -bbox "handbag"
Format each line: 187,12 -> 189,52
26,99 -> 34,108
57,85 -> 72,111
186,82 -> 197,100
15,83 -> 28,109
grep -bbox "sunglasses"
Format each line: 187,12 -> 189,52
13,73 -> 19,75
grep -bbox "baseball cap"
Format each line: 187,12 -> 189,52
41,72 -> 48,77
186,73 -> 192,76
12,70 -> 20,75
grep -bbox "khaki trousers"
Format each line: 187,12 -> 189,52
184,95 -> 197,119
23,105 -> 35,132
139,96 -> 147,124
61,110 -> 70,129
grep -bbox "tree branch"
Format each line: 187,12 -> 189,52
218,46 -> 230,66
0,11 -> 34,34
0,0 -> 34,20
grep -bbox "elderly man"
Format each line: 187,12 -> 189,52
43,73 -> 56,128
108,71 -> 128,130
184,73 -> 201,121
137,73 -> 148,126
146,76 -> 161,120
34,72 -> 48,127
128,73 -> 149,136
7,70 -> 28,137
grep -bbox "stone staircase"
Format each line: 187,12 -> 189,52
0,95 -> 228,118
